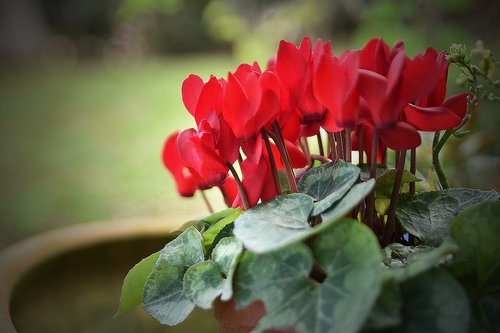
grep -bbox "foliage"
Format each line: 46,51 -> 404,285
117,37 -> 500,333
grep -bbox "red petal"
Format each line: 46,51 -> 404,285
182,75 -> 204,117
177,129 -> 228,189
276,40 -> 308,92
401,48 -> 440,103
162,131 -> 198,197
404,104 -> 462,131
357,69 -> 388,126
222,176 -> 238,205
223,73 -> 249,139
378,122 -> 421,150
195,76 -> 223,124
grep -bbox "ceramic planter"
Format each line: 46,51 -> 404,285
0,217 -> 218,333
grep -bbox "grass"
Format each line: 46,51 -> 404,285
0,55 -> 237,248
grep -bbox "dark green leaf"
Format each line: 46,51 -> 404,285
235,219 -> 383,333
184,237 -> 243,309
450,201 -> 500,331
115,251 -> 160,317
206,222 -> 234,257
396,269 -> 470,333
363,280 -> 402,330
298,160 -> 360,215
142,227 -> 204,325
396,188 -> 499,246
202,209 -> 242,248
382,240 -> 457,282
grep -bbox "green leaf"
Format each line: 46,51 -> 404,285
234,180 -> 375,254
396,188 -> 499,246
235,219 -> 383,333
363,280 -> 402,330
115,251 -> 160,317
202,209 -> 242,248
381,240 -> 458,282
202,207 -> 241,225
184,237 -> 243,309
396,269 -> 470,333
450,201 -> 500,331
142,227 -> 204,325
320,179 -> 375,223
233,193 -> 313,253
206,222 -> 234,257
374,169 -> 421,199
298,160 -> 360,215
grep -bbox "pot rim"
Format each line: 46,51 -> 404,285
0,216 -> 185,333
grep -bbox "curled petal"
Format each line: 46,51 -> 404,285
177,129 -> 228,190
162,131 -> 198,197
379,122 -> 421,150
182,74 -> 204,117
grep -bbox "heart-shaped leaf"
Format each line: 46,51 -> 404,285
142,227 -> 204,325
320,179 -> 375,223
202,209 -> 242,248
396,188 -> 499,246
184,237 -> 243,309
450,201 -> 500,332
382,240 -> 458,282
233,193 -> 314,253
115,251 -> 160,317
298,160 -> 360,215
396,269 -> 470,333
235,219 -> 383,333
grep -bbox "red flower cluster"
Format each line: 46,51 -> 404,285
163,37 -> 469,210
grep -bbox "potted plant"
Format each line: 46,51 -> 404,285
116,37 -> 500,333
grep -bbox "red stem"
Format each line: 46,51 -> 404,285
271,121 -> 298,193
262,129 -> 283,196
383,150 -> 407,246
226,162 -> 250,210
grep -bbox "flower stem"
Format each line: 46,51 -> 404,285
358,126 -> 364,164
316,132 -> 325,157
334,132 -> 344,161
383,150 -> 407,246
410,148 -> 416,195
328,132 -> 337,160
345,127 -> 352,162
432,95 -> 477,189
366,132 -> 378,229
226,162 -> 250,210
200,190 -> 214,213
310,154 -> 332,164
271,121 -> 298,193
262,129 -> 282,196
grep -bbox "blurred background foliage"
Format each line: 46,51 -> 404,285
0,0 -> 499,248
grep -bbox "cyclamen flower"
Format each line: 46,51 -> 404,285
176,126 -> 229,190
404,50 -> 470,131
275,37 -> 338,133
356,39 -> 441,150
223,63 -> 281,161
162,131 -> 198,197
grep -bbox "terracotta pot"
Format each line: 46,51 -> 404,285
0,217 -> 218,333
215,298 -> 295,333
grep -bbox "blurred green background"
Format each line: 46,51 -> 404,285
0,0 -> 499,248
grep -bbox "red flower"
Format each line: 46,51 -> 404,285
182,74 -> 239,163
223,63 -> 281,161
232,156 -> 277,209
223,64 -> 281,140
162,131 -> 198,197
176,127 -> 229,190
404,50 -> 470,131
275,37 -> 334,133
356,39 -> 441,150
314,47 -> 360,129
